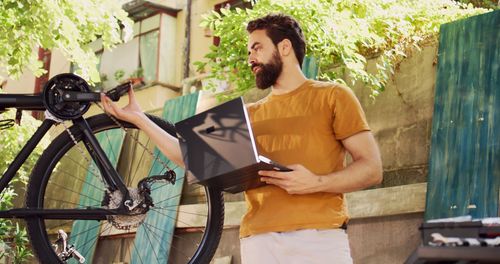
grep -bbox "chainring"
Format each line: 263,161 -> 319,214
42,73 -> 91,120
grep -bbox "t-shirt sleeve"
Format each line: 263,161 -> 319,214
331,85 -> 371,140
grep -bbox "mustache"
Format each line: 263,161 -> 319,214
251,63 -> 264,71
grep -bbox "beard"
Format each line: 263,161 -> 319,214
253,50 -> 283,89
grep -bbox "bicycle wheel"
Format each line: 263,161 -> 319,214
25,113 -> 224,264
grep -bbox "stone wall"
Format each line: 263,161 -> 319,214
345,44 -> 438,263
354,45 -> 438,188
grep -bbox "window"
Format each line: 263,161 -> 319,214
93,12 -> 177,90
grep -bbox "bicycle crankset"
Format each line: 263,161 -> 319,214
42,73 -> 91,120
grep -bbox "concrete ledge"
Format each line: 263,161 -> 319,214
346,182 -> 427,219
176,183 -> 428,228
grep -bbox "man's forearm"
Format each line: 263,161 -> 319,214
258,131 -> 383,195
135,117 -> 185,168
316,131 -> 383,194
316,157 -> 382,194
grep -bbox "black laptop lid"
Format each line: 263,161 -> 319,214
175,97 -> 259,185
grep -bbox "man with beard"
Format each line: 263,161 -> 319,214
102,13 -> 382,264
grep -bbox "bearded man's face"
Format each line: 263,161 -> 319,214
251,49 -> 283,89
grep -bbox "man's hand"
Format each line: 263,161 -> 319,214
100,88 -> 147,125
101,88 -> 185,167
259,164 -> 324,194
258,131 -> 383,195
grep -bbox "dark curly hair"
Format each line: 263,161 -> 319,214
247,14 -> 306,67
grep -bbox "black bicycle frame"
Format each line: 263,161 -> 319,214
0,93 -> 128,219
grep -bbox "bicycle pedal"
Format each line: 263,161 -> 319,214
105,82 -> 131,101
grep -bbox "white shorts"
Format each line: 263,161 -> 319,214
240,229 -> 353,264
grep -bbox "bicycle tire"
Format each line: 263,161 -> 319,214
25,113 -> 224,264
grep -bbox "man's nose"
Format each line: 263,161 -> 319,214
248,52 -> 257,65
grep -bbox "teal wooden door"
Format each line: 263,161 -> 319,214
131,92 -> 199,263
302,56 -> 319,80
71,129 -> 125,262
425,10 -> 500,220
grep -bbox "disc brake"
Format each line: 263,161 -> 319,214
47,104 -> 178,232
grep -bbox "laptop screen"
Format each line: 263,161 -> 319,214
175,97 -> 259,184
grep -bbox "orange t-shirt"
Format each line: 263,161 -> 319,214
240,80 -> 370,238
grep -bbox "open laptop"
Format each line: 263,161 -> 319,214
175,97 -> 291,193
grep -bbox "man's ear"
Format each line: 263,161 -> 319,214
278,39 -> 293,57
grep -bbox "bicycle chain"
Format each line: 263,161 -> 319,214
55,103 -> 175,187
61,120 -> 107,187
94,102 -> 179,230
50,105 -> 176,230
45,110 -> 106,187
93,102 -> 174,173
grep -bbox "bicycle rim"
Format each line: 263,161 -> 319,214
25,114 -> 224,264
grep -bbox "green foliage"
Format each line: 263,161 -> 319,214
0,107 -> 50,262
130,67 -> 144,78
100,73 -> 109,83
114,69 -> 125,82
0,110 -> 49,184
456,0 -> 499,9
0,0 -> 132,83
197,0 -> 490,99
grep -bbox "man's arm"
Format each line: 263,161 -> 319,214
100,90 -> 185,168
259,131 -> 382,194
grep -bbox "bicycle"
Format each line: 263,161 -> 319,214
0,73 -> 224,264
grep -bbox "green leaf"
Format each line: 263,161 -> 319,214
194,0 -> 489,99
0,0 -> 132,83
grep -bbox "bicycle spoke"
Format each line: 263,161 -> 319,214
125,130 -> 141,186
150,208 -> 209,235
103,130 -> 121,166
51,168 -> 106,193
25,114 -> 223,264
43,219 -> 74,233
148,207 -> 203,229
129,134 -> 150,186
142,221 -> 195,245
140,223 -> 163,263
43,197 -> 100,208
157,207 -> 209,218
131,238 -> 145,264
72,221 -> 104,243
152,193 -> 183,206
74,222 -> 114,260
143,222 -> 194,262
61,152 -> 100,179
46,182 -> 103,205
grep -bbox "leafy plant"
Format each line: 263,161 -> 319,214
196,0 -> 490,99
0,0 -> 132,83
130,67 -> 144,79
0,105 -> 49,263
456,0 -> 499,9
92,73 -> 108,91
114,69 -> 125,82
100,73 -> 108,83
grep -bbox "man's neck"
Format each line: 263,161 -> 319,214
271,64 -> 308,95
